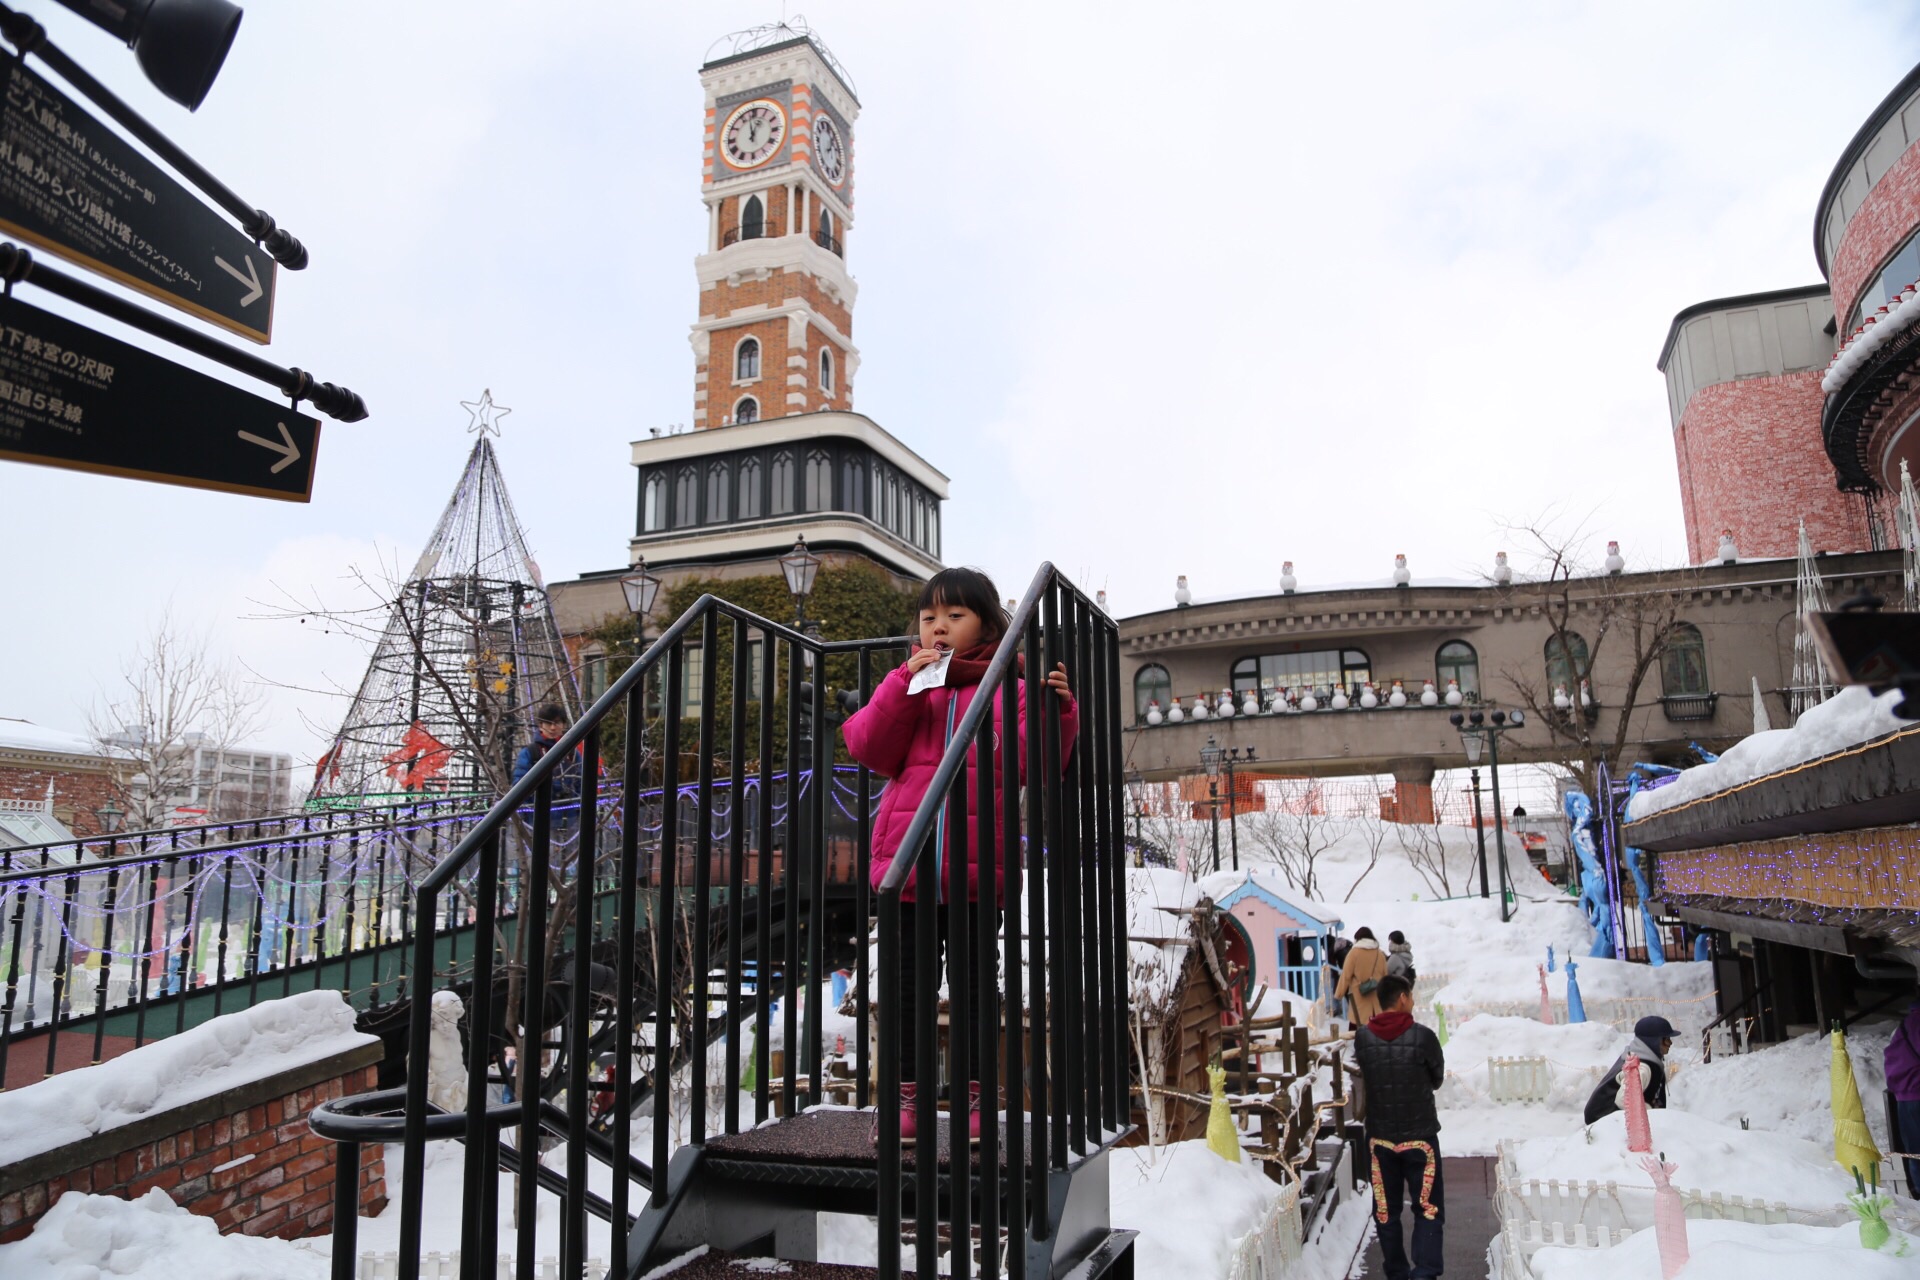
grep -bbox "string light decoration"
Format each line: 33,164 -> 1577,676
1655,825 -> 1920,921
307,425 -> 577,804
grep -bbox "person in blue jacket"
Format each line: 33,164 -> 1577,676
512,703 -> 582,799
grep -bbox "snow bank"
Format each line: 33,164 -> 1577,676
1671,1022 -> 1896,1154
0,989 -> 375,1167
1109,1139 -> 1287,1276
1627,687 -> 1911,820
0,1188 -> 329,1279
1530,1217 -> 1918,1280
1507,1109 -> 1857,1209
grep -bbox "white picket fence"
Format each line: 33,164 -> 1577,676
1486,1056 -> 1552,1104
356,1253 -> 608,1279
1490,1139 -> 1835,1280
1224,1176 -> 1305,1280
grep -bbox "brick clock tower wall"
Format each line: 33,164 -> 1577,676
691,37 -> 860,432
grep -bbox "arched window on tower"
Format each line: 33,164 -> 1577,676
737,456 -> 762,520
641,472 -> 666,532
805,449 -> 833,512
819,348 -> 834,395
741,194 -> 765,240
928,504 -> 939,557
735,337 -> 760,381
705,460 -> 730,524
1436,640 -> 1480,699
770,450 -> 795,515
734,396 -> 759,425
817,208 -> 837,254
674,465 -> 698,527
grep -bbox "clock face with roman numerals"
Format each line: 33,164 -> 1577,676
813,115 -> 847,185
721,99 -> 787,170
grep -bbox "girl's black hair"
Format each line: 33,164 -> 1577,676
1353,926 -> 1376,942
1388,930 -> 1406,945
916,567 -> 1007,645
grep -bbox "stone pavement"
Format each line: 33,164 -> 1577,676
1358,1154 -> 1501,1279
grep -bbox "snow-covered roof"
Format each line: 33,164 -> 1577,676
1210,874 -> 1341,933
0,717 -> 105,758
1626,686 -> 1914,820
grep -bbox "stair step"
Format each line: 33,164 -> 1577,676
704,1108 -> 1029,1171
644,1247 -> 880,1280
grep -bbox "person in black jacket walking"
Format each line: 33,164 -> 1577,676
1353,974 -> 1446,1279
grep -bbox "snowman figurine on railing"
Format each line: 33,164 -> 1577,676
1146,699 -> 1164,726
1359,682 -> 1379,709
1190,694 -> 1209,721
1388,681 -> 1408,708
1419,680 -> 1439,707
1241,688 -> 1260,717
1299,686 -> 1319,712
1444,679 -> 1463,707
1167,698 -> 1185,724
1216,688 -> 1236,719
1330,683 -> 1350,710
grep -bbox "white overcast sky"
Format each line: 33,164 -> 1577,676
4,1 -> 1918,762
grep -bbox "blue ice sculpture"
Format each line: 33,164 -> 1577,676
1620,772 -> 1667,967
1563,791 -> 1615,959
1565,959 -> 1587,1023
1547,945 -> 1556,974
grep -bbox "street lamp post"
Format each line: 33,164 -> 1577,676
779,536 -> 822,631
1225,746 -> 1255,872
1200,735 -> 1224,873
1449,708 -> 1526,921
619,558 -> 662,641
1125,770 -> 1147,851
1465,765 -> 1489,899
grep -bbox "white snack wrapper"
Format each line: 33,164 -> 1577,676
908,648 -> 953,694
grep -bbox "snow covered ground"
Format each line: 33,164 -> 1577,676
1530,1218 -> 1919,1280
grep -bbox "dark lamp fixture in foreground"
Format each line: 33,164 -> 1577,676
54,0 -> 243,110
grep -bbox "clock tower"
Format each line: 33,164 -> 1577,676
692,29 -> 858,429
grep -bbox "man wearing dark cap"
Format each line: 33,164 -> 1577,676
1583,1015 -> 1677,1125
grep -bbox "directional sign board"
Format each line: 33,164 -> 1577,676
0,299 -> 318,501
0,61 -> 275,344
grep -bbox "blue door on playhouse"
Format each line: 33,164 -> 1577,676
1212,874 -> 1343,1012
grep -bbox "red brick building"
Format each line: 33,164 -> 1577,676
1661,62 -> 1920,561
0,718 -> 116,839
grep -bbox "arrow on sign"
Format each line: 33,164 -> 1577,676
215,253 -> 264,307
237,421 -> 301,473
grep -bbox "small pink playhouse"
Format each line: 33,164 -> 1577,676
1210,874 -> 1343,1010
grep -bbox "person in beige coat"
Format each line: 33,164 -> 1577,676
1335,927 -> 1391,1025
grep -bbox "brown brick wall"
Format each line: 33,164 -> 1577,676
0,761 -> 115,837
1672,369 -> 1877,563
0,1055 -> 386,1244
698,269 -> 851,333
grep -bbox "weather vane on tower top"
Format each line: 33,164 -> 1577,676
461,388 -> 511,437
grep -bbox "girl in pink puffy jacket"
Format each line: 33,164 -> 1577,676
841,567 -> 1076,1143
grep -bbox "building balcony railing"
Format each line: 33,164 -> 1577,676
721,221 -> 784,247
1658,692 -> 1719,722
813,227 -> 843,257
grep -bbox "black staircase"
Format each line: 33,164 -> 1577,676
310,565 -> 1135,1280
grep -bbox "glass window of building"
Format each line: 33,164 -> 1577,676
819,348 -> 834,394
705,461 -> 730,524
741,194 -> 764,240
1230,649 -> 1372,700
1661,623 -> 1709,697
674,465 -> 698,527
737,456 -> 762,519
642,472 -> 666,532
1436,640 -> 1479,697
735,337 -> 760,381
1545,632 -> 1590,692
770,450 -> 795,515
734,396 -> 759,425
804,449 -> 833,511
841,455 -> 865,513
583,650 -> 609,703
1846,228 -> 1920,332
928,505 -> 939,557
1134,664 -> 1172,722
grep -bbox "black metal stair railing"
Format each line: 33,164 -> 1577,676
873,563 -> 1130,1280
310,594 -> 908,1280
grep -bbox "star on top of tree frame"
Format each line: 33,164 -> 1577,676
461,388 -> 511,437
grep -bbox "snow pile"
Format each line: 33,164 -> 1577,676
1108,1139 -> 1290,1276
1823,275 -> 1920,394
1627,687 -> 1912,820
1530,1217 -> 1918,1280
1437,1015 -> 1626,1108
1507,1109 -> 1857,1208
1671,1023 -> 1896,1154
0,989 -> 375,1166
1426,951 -> 1715,1034
0,1188 -> 329,1279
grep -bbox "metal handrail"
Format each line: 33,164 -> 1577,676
721,221 -> 783,247
813,227 -> 843,256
